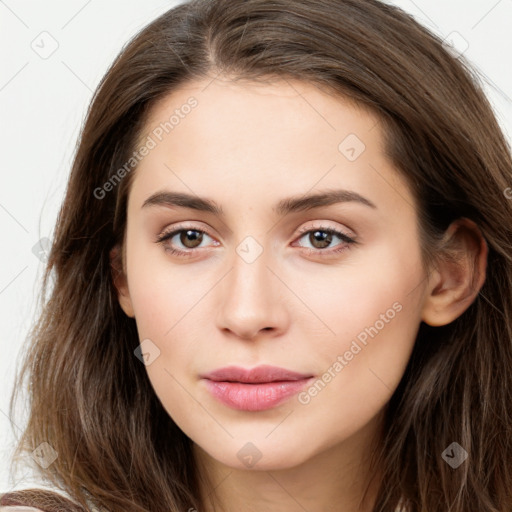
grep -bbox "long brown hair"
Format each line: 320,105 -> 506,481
6,0 -> 512,510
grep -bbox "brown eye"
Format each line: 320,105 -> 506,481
156,227 -> 214,254
293,225 -> 357,257
308,230 -> 333,249
179,229 -> 203,249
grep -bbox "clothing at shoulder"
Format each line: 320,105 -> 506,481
0,488 -> 86,512
0,507 -> 45,511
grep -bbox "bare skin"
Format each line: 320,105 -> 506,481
112,76 -> 487,511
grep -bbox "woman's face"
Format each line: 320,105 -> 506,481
116,77 -> 431,470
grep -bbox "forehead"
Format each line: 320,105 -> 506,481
128,77 -> 414,218
139,76 -> 381,152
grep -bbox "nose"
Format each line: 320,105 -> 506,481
215,244 -> 289,341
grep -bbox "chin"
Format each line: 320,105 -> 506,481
202,439 -> 314,472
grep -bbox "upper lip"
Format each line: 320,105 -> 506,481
201,365 -> 313,384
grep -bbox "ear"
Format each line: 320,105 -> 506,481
109,244 -> 135,318
421,218 -> 488,327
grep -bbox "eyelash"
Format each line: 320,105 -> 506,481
155,223 -> 357,258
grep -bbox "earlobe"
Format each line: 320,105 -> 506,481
109,244 -> 135,318
420,218 -> 488,327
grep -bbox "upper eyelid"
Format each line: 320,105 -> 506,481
159,221 -> 353,238
159,222 -> 215,239
296,223 -> 354,237
158,222 -> 356,246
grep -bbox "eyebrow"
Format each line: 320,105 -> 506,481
141,189 -> 377,215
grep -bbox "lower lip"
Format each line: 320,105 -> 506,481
203,378 -> 313,411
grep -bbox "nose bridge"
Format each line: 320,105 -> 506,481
216,233 -> 287,338
230,234 -> 274,306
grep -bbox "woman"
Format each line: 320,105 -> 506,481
2,0 -> 511,510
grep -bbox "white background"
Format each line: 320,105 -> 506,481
1,0 -> 511,493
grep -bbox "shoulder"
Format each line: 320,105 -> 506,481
0,489 -> 86,512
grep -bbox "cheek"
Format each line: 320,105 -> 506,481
298,297 -> 419,448
296,242 -> 424,414
126,239 -> 209,337
125,246 -> 207,427
125,243 -> 214,391
300,236 -> 423,343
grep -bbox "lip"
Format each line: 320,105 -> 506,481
201,364 -> 313,383
201,365 -> 314,411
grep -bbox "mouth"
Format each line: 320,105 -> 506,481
200,365 -> 315,411
201,364 -> 313,384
